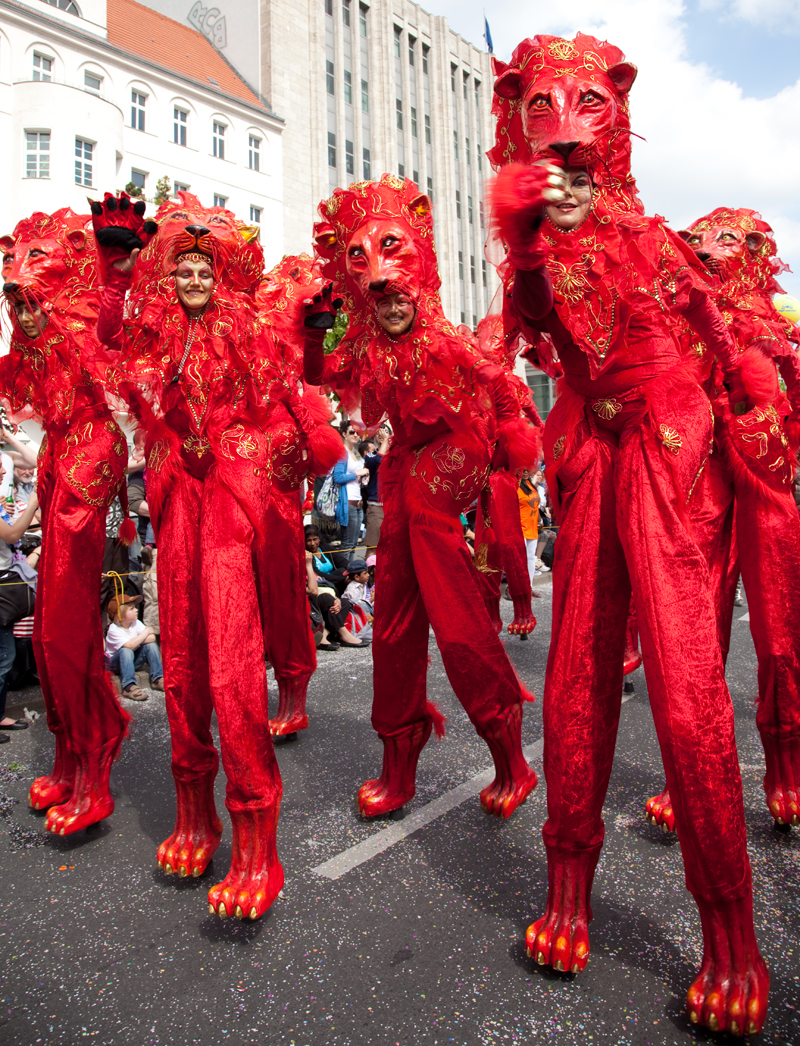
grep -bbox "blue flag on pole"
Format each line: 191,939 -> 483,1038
484,15 -> 494,54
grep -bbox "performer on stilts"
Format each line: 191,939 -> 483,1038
646,207 -> 800,832
93,192 -> 289,919
491,34 -> 768,1035
302,175 -> 540,820
0,208 -> 133,835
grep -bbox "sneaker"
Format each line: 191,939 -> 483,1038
150,677 -> 165,692
734,586 -> 744,607
123,684 -> 148,702
535,558 -> 551,573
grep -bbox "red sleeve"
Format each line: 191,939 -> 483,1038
777,350 -> 800,412
511,267 -> 555,323
677,280 -> 739,375
97,269 -> 131,352
303,329 -> 328,386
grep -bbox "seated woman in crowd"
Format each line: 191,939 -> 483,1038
304,548 -> 365,650
304,524 -> 349,596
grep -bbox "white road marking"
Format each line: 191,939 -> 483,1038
312,738 -> 545,881
738,611 -> 750,622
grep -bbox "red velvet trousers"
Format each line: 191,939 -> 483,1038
473,470 -> 533,610
691,422 -> 800,746
156,466 -> 281,813
543,373 -> 751,903
34,427 -> 129,759
371,428 -> 529,737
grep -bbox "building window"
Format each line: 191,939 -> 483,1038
32,54 -> 52,82
413,170 -> 419,184
422,44 -> 429,75
131,90 -> 146,131
450,63 -> 456,92
250,205 -> 262,224
361,79 -> 369,113
74,138 -> 92,187
466,137 -> 470,164
411,107 -> 417,137
453,131 -> 458,159
84,70 -> 102,93
424,113 -> 431,144
363,147 -> 371,179
468,196 -> 473,224
461,312 -> 466,324
173,108 -> 188,146
398,163 -> 404,178
359,2 -> 367,36
342,0 -> 350,26
213,194 -> 227,208
477,145 -> 482,172
344,70 -> 352,105
325,0 -> 332,15
475,80 -> 480,105
427,175 -> 433,202
455,190 -> 461,219
525,366 -> 554,419
470,255 -> 475,283
479,201 -> 485,228
463,71 -> 469,100
326,60 -> 335,95
482,258 -> 487,287
345,139 -> 354,175
174,181 -> 190,194
129,170 -> 146,194
393,26 -> 402,58
248,135 -> 261,171
213,121 -> 225,159
42,0 -> 79,10
25,131 -> 50,178
396,98 -> 403,130
408,35 -> 415,65
327,131 -> 336,167
458,251 -> 464,281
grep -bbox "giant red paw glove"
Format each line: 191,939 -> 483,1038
90,192 -> 158,277
491,162 -> 567,271
302,283 -> 343,331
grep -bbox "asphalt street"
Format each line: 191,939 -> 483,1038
0,582 -> 798,1046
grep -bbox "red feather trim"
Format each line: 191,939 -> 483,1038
117,517 -> 137,547
306,422 -> 342,476
496,417 -> 542,473
738,345 -> 779,407
426,700 -> 447,739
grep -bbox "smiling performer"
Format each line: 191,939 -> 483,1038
303,175 -> 539,820
93,192 -> 286,921
490,35 -> 768,1036
0,208 -> 132,835
646,208 -> 800,834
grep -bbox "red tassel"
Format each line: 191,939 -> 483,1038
739,346 -> 780,407
118,517 -> 137,547
307,423 -> 343,476
426,700 -> 447,739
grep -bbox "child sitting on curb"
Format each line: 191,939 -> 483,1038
105,594 -> 164,702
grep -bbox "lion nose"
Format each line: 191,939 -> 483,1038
185,225 -> 210,239
549,141 -> 580,161
3,282 -> 19,295
697,251 -> 711,262
368,279 -> 389,293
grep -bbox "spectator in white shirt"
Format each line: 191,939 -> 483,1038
105,594 -> 163,702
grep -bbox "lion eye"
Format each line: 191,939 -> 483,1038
27,248 -> 45,259
580,91 -> 604,105
3,253 -> 13,265
687,236 -> 701,246
349,246 -> 364,258
529,94 -> 551,111
382,236 -> 398,249
719,233 -> 737,242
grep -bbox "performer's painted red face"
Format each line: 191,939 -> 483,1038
681,224 -> 765,282
345,219 -> 425,303
375,293 -> 416,336
11,298 -> 47,338
174,256 -> 214,313
545,169 -> 593,230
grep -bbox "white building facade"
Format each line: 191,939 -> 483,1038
0,0 -> 284,263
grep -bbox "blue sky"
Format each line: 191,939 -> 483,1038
426,0 -> 800,300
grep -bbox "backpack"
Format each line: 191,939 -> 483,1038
345,602 -> 372,644
315,471 -> 340,520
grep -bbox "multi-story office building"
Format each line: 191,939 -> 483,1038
261,0 -> 499,323
0,0 -> 283,259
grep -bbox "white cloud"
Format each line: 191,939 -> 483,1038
700,0 -> 800,30
433,0 -> 800,297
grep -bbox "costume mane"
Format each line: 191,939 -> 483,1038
687,207 -> 790,297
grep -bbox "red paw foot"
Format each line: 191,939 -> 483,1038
45,791 -> 114,836
269,713 -> 309,737
358,718 -> 433,818
645,787 -> 676,833
269,676 -> 310,737
157,776 -> 223,878
623,650 -> 642,675
761,733 -> 800,827
476,702 -> 537,818
208,806 -> 283,920
508,595 -> 536,635
687,895 -> 769,1036
525,843 -> 600,973
29,734 -> 76,810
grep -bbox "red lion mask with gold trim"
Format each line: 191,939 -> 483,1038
680,207 -> 790,297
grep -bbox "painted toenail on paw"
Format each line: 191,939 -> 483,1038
208,903 -> 215,914
234,906 -> 244,919
746,1021 -> 757,1035
708,1014 -> 719,1032
165,863 -> 173,874
689,1011 -> 698,1024
526,947 -> 532,958
218,903 -> 228,919
571,963 -> 580,973
536,951 -> 546,965
192,867 -> 201,877
179,867 -> 187,878
157,861 -> 163,870
554,960 -> 566,972
729,1020 -> 739,1035
249,907 -> 258,919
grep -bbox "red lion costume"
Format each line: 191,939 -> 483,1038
0,208 -> 131,836
95,192 -> 305,921
647,208 -> 800,834
491,36 -> 768,1035
304,174 -> 539,820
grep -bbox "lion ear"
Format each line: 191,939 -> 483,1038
0,234 -> 14,252
745,231 -> 766,253
66,228 -> 86,251
314,224 -> 337,251
607,62 -> 637,94
677,229 -> 693,242
408,194 -> 431,218
240,225 -> 260,243
494,68 -> 523,100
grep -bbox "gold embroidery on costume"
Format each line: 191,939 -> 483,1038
182,434 -> 211,458
148,441 -> 169,474
552,435 -> 566,461
658,425 -> 682,454
591,398 -> 622,421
